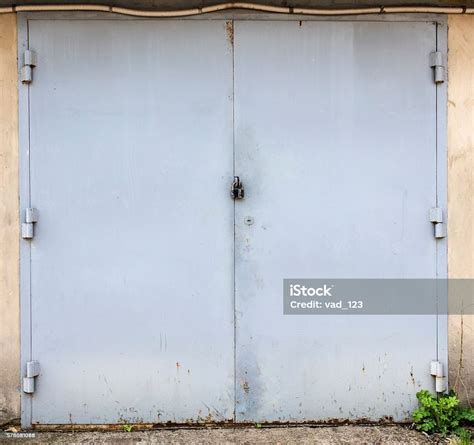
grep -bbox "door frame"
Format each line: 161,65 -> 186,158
18,12 -> 448,428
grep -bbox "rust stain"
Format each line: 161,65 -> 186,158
242,380 -> 250,394
176,362 -> 180,369
410,368 -> 416,385
30,416 -> 400,431
226,20 -> 234,46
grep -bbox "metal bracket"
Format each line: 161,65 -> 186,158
430,207 -> 446,239
430,360 -> 447,393
20,50 -> 37,84
430,51 -> 445,84
23,360 -> 40,394
22,207 -> 38,239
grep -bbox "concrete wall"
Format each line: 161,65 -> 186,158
0,13 -> 473,425
0,13 -> 19,426
447,15 -> 474,408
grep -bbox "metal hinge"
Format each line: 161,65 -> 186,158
23,360 -> 40,394
22,208 -> 38,239
430,51 -> 445,84
430,207 -> 446,239
20,50 -> 37,84
430,360 -> 447,393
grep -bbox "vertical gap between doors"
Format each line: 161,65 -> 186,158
231,19 -> 237,421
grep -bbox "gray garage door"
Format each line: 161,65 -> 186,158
233,21 -> 443,422
20,17 -> 446,426
23,19 -> 235,425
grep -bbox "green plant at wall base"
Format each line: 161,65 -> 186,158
412,390 -> 474,439
122,424 -> 133,433
453,428 -> 473,445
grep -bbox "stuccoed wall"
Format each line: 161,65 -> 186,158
0,13 -> 19,426
447,15 -> 474,408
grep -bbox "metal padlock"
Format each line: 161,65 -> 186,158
231,176 -> 244,199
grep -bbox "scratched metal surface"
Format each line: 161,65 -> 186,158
23,18 -> 445,426
27,20 -> 234,424
234,20 -> 439,422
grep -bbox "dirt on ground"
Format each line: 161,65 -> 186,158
0,425 -> 449,444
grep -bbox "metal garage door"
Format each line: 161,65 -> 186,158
20,17 -> 446,426
21,19 -> 235,425
233,21 -> 445,422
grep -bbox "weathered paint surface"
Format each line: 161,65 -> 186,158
447,16 -> 474,407
24,19 -> 234,424
0,13 -> 19,426
21,17 -> 447,425
234,20 -> 441,422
